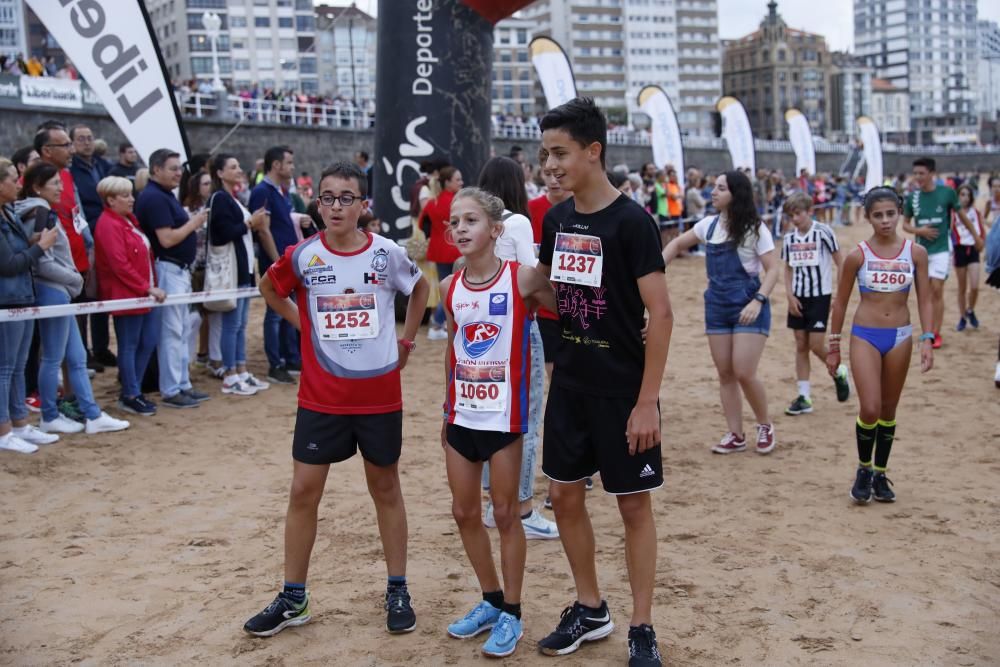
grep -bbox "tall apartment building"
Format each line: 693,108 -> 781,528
0,0 -> 27,58
147,0 -> 317,93
854,0 -> 979,143
521,0 -> 720,135
676,1 -> 721,138
493,16 -> 535,117
315,4 -> 376,101
829,51 -> 872,142
979,20 -> 1000,122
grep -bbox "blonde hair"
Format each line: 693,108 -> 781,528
134,168 -> 150,192
97,176 -> 133,202
452,187 -> 504,223
0,158 -> 14,181
783,191 -> 813,215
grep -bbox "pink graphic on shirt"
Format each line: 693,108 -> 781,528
558,284 -> 607,330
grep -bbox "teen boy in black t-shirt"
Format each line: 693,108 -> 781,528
535,98 -> 673,667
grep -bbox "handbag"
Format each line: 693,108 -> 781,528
202,192 -> 238,313
406,217 -> 429,262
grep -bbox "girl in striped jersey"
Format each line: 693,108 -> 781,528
780,193 -> 850,416
439,187 -> 557,658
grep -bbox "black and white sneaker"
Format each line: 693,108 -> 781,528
872,472 -> 895,502
628,624 -> 663,667
385,585 -> 416,634
538,601 -> 614,656
243,592 -> 311,637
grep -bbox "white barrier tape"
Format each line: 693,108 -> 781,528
1,287 -> 261,322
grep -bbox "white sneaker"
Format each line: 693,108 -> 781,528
427,327 -> 448,341
13,424 -> 59,445
0,433 -> 38,454
522,509 -> 560,540
242,373 -> 270,391
483,502 -> 496,528
85,411 -> 130,434
222,378 -> 257,396
40,415 -> 85,434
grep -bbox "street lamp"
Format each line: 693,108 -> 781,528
201,11 -> 225,92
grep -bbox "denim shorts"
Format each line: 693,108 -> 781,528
705,297 -> 771,336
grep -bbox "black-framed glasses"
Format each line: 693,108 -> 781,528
318,192 -> 360,207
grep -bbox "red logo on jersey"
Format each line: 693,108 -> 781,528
462,321 -> 502,358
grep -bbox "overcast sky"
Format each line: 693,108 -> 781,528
324,0 -> 1000,53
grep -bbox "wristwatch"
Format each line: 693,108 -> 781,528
398,338 -> 416,351
753,293 -> 768,304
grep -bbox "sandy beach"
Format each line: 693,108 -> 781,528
1,220 -> 998,666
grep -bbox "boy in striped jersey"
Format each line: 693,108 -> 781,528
781,193 -> 850,415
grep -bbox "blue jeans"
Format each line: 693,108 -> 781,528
482,321 -> 544,503
433,262 -> 454,326
0,320 -> 33,425
156,261 -> 193,398
264,297 -> 300,369
114,311 -> 160,398
35,282 -> 101,421
222,289 -> 251,370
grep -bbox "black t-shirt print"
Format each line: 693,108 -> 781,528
539,194 -> 665,398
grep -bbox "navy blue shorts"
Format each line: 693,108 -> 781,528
705,297 -> 771,336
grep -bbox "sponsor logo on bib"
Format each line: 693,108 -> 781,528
462,321 -> 502,358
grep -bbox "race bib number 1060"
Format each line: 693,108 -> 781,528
454,363 -> 508,413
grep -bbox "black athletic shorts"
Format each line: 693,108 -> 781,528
953,245 -> 980,268
542,383 -> 663,495
786,294 -> 832,332
292,407 -> 402,467
537,316 -> 560,363
446,423 -> 521,463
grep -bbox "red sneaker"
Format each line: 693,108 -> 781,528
25,393 -> 40,413
712,432 -> 747,454
755,423 -> 776,454
932,332 -> 942,349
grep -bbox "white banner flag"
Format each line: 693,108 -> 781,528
784,108 -> 815,176
717,96 -> 755,172
24,0 -> 189,164
638,86 -> 684,189
529,37 -> 577,110
857,116 -> 883,192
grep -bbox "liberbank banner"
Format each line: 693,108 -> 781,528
373,0 -> 533,241
24,0 -> 189,164
0,73 -> 105,112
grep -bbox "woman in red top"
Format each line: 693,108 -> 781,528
424,166 -> 464,339
94,176 -> 165,416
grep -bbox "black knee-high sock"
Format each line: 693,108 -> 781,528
856,417 -> 877,467
874,419 -> 896,472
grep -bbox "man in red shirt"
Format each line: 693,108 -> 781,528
35,126 -> 89,276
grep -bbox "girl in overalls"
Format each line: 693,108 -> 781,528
663,170 -> 779,455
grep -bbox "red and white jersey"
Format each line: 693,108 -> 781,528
445,261 -> 531,433
951,207 -> 984,247
857,239 -> 913,294
267,231 -> 422,415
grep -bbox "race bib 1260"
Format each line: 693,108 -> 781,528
551,233 -> 603,287
313,292 -> 379,340
864,260 -> 913,293
454,363 -> 508,412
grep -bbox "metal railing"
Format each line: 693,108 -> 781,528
176,92 -> 999,154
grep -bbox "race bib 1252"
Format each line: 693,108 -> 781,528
313,292 -> 379,340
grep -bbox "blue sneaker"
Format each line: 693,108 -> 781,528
956,316 -> 967,332
448,600 -> 501,639
482,611 -> 523,658
967,309 -> 979,329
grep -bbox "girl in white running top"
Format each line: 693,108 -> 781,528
440,187 -> 557,658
